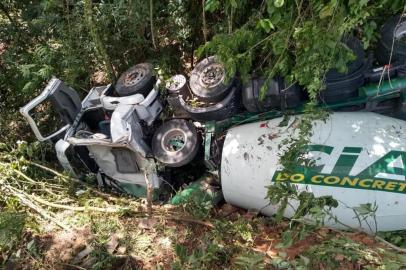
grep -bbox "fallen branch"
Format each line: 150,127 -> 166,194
25,160 -> 119,201
374,235 -> 406,254
167,217 -> 214,229
89,189 -> 120,202
325,210 -> 406,253
25,161 -> 69,182
12,168 -> 63,196
12,169 -> 37,184
28,193 -> 129,213
4,185 -> 71,231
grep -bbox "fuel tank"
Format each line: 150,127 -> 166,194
221,112 -> 406,231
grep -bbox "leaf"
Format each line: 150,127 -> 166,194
276,231 -> 293,248
353,203 -> 374,215
266,0 -> 276,15
258,19 -> 274,33
271,12 -> 282,25
274,0 -> 284,8
0,212 -> 26,251
22,81 -> 35,92
27,240 -> 36,252
0,143 -> 7,150
174,244 -> 188,264
319,4 -> 335,19
234,252 -> 265,269
196,45 -> 206,57
205,0 -> 220,12
19,64 -> 35,79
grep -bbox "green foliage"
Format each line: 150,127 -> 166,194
177,191 -> 214,219
352,202 -> 378,232
199,0 -> 405,100
197,27 -> 260,83
279,107 -> 329,172
172,181 -> 220,219
303,237 -> 403,269
204,0 -> 253,35
378,230 -> 406,249
234,251 -> 265,270
267,165 -> 338,247
172,241 -> 227,269
212,218 -> 254,243
88,244 -> 121,270
0,0 -> 201,144
268,236 -> 406,269
90,215 -> 120,244
0,212 -> 26,253
172,217 -> 258,269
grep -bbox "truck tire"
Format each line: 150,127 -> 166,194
242,77 -> 305,112
325,36 -> 365,81
152,119 -> 200,167
376,15 -> 406,65
115,63 -> 156,97
189,56 -> 235,102
320,66 -> 365,104
242,78 -> 261,112
178,86 -> 241,122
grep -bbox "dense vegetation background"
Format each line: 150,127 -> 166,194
1,0 -> 404,143
1,1 -> 406,269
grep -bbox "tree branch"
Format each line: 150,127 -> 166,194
149,0 -> 157,49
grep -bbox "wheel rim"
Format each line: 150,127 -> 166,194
124,68 -> 145,86
166,74 -> 186,91
162,129 -> 187,152
199,63 -> 225,88
395,21 -> 406,43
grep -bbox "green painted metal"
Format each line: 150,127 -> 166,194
168,137 -> 184,150
117,182 -> 160,200
170,179 -> 223,205
342,147 -> 363,153
359,76 -> 406,97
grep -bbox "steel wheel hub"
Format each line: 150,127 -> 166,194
200,64 -> 225,88
167,74 -> 186,91
124,68 -> 145,86
162,129 -> 186,152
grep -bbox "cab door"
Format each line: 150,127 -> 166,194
20,77 -> 82,141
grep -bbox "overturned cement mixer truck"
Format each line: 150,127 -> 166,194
21,15 -> 406,233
